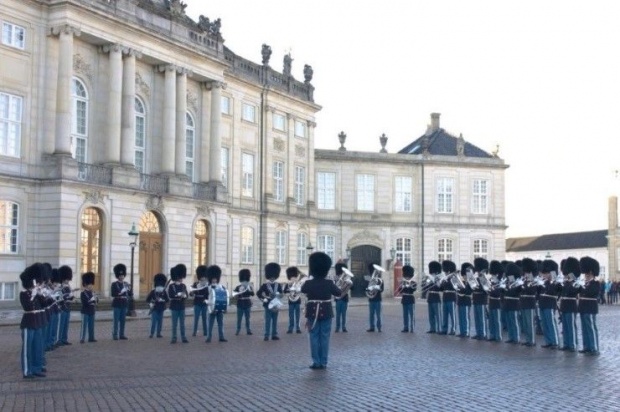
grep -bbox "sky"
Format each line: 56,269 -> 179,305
185,0 -> 620,238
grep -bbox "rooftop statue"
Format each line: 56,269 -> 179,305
262,44 -> 272,66
303,64 -> 313,84
283,53 -> 293,77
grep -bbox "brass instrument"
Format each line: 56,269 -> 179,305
365,264 -> 385,298
508,278 -> 524,289
287,272 -> 307,303
232,281 -> 254,297
573,276 -> 586,289
395,277 -> 417,295
335,268 -> 354,297
465,269 -> 478,290
449,272 -> 466,291
477,274 -> 491,292
554,273 -> 565,284
187,282 -> 209,295
421,273 -> 440,292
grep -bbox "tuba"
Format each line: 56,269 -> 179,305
449,272 -> 466,291
365,264 -> 385,298
336,267 -> 354,296
287,272 -> 307,303
477,274 -> 491,292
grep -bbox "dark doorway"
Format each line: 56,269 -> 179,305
349,245 -> 382,297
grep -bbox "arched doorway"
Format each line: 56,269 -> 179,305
349,245 -> 382,298
138,211 -> 163,297
193,219 -> 209,275
80,207 -> 103,293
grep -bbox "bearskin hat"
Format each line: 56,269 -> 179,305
20,266 -> 35,289
521,258 -> 537,275
335,262 -> 347,276
428,261 -> 442,275
238,269 -> 251,283
175,264 -> 187,279
489,260 -> 504,276
51,268 -> 62,284
402,265 -> 414,279
579,256 -> 600,277
113,263 -> 127,279
442,260 -> 456,274
541,259 -> 558,275
82,272 -> 95,286
58,265 -> 73,282
505,262 -> 522,279
42,263 -> 53,282
264,262 -> 281,280
206,265 -> 222,283
474,258 -> 489,274
563,257 -> 580,277
309,252 -> 331,279
170,266 -> 179,281
461,262 -> 474,275
196,265 -> 208,280
154,273 -> 167,287
286,266 -> 300,280
28,263 -> 44,284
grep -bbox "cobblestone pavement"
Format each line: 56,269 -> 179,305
1,300 -> 619,411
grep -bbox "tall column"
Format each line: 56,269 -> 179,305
175,69 -> 188,176
307,120 -> 317,204
52,25 -> 80,155
121,50 -> 139,166
159,65 -> 176,174
208,81 -> 223,184
101,44 -> 124,164
199,82 -> 212,182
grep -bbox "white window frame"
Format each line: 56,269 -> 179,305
185,112 -> 195,181
221,147 -> 229,188
0,92 -> 22,158
134,97 -> 146,173
356,174 -> 375,212
472,179 -> 489,214
473,239 -> 489,260
295,166 -> 305,206
242,153 -> 254,197
394,176 -> 412,212
395,237 -> 412,266
273,113 -> 286,132
436,177 -> 454,214
0,200 -> 19,254
241,227 -> 254,264
297,233 -> 308,265
437,238 -> 453,262
221,96 -> 231,115
2,22 -> 25,50
71,77 -> 88,163
0,282 -> 16,300
242,103 -> 256,123
317,235 -> 335,262
273,161 -> 284,202
275,230 -> 287,265
294,120 -> 306,138
317,172 -> 336,210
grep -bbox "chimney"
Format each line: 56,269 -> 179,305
430,113 -> 441,132
610,196 -> 618,230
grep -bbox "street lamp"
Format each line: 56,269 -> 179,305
545,251 -> 552,259
128,222 -> 139,317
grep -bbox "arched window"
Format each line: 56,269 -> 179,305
194,220 -> 208,269
71,77 -> 88,162
241,227 -> 254,264
80,207 -> 102,291
0,200 -> 19,253
437,238 -> 453,262
134,97 -> 146,173
185,112 -> 195,181
395,237 -> 412,266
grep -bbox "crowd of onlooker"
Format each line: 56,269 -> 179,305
601,280 -> 619,304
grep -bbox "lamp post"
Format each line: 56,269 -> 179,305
128,223 -> 139,317
345,246 -> 351,265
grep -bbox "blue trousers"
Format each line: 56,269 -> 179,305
193,304 -> 208,336
309,317 -> 332,366
368,301 -> 382,330
561,312 -> 578,349
505,310 -> 520,342
112,306 -> 127,338
520,308 -> 535,344
170,309 -> 186,341
150,310 -> 164,337
59,310 -> 71,343
264,308 -> 279,338
402,303 -> 415,331
80,313 -> 95,342
236,306 -> 251,333
580,313 -> 599,352
488,308 -> 502,341
458,305 -> 470,336
48,311 -> 59,348
442,301 -> 456,334
540,308 -> 559,346
428,301 -> 441,332
473,304 -> 487,338
207,311 -> 225,340
335,299 -> 348,331
34,327 -> 45,371
288,301 -> 301,332
21,328 -> 36,377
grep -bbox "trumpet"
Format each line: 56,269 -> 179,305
508,278 -> 524,289
573,276 -> 586,289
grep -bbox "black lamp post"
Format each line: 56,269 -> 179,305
128,222 -> 139,317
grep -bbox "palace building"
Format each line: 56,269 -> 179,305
0,0 -> 507,304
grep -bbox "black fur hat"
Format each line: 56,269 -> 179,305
428,261 -> 442,275
461,262 -> 474,275
580,256 -> 600,277
20,266 -> 35,289
474,258 -> 489,274
489,260 -> 504,276
58,265 -> 73,282
170,266 -> 179,281
196,265 -> 208,280
563,257 -> 580,277
82,272 -> 95,286
442,260 -> 456,274
51,268 -> 62,284
335,262 -> 347,275
402,265 -> 414,279
175,264 -> 187,279
238,269 -> 251,283
206,265 -> 222,283
264,262 -> 281,280
309,252 -> 331,279
286,266 -> 300,280
29,263 -> 45,284
505,262 -> 522,279
42,263 -> 53,282
154,273 -> 167,287
521,258 -> 537,275
541,259 -> 558,274
113,263 -> 127,279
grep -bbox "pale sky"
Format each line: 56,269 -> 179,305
186,0 -> 620,238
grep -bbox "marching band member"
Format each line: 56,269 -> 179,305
456,263 -> 473,338
284,266 -> 303,334
79,272 -> 98,344
399,265 -> 417,333
32,264 -> 48,374
503,262 -> 522,344
47,268 -> 62,350
257,262 -> 283,341
472,258 -> 489,340
191,266 -> 209,338
366,263 -> 384,333
205,265 -> 228,343
487,260 -> 504,342
519,258 -> 538,347
577,256 -> 600,355
168,264 -> 189,344
559,257 -> 580,352
333,262 -> 351,333
57,265 -> 74,346
234,269 -> 254,335
19,265 -> 45,379
40,263 -> 53,353
111,263 -> 132,341
146,273 -> 168,338
439,260 -> 457,335
301,252 -> 342,370
426,261 -> 442,333
539,259 -> 561,349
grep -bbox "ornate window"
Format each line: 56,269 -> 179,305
0,201 -> 19,253
294,166 -> 305,206
437,238 -> 453,262
139,211 -> 160,233
395,176 -> 412,212
80,208 -> 102,280
436,178 -> 454,214
294,120 -> 306,138
356,174 -> 375,211
273,113 -> 286,131
185,112 -> 195,181
317,172 -> 335,210
134,97 -> 146,173
395,237 -> 412,266
472,179 -> 489,214
275,230 -> 287,264
317,235 -> 335,262
71,77 -> 88,163
194,220 -> 208,269
241,227 -> 254,264
273,161 -> 284,202
0,92 -> 22,157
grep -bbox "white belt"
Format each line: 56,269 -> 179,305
520,295 -> 536,298
579,297 -> 597,301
